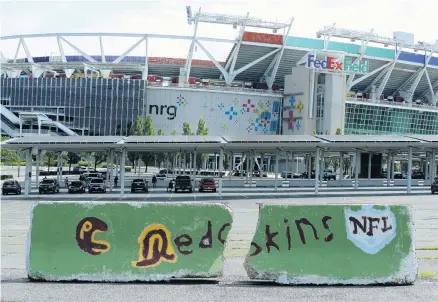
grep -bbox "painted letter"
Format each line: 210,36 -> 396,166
174,234 -> 193,255
218,222 -> 231,245
349,216 -> 367,234
381,216 -> 393,232
322,215 -> 334,242
265,225 -> 280,253
167,106 -> 177,120
75,217 -> 111,255
250,241 -> 262,257
131,224 -> 177,268
367,217 -> 380,236
295,218 -> 319,245
199,220 -> 212,248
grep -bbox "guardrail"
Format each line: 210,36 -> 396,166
347,97 -> 438,111
147,82 -> 283,95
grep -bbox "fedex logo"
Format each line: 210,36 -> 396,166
306,54 -> 369,74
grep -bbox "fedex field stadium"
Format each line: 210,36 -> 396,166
1,10 -> 438,138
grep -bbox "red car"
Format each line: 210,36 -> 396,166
199,178 -> 217,193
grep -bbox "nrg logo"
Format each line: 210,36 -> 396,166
149,104 -> 177,120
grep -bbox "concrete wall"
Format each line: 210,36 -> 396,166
323,73 -> 346,134
283,67 -> 315,135
146,87 -> 282,136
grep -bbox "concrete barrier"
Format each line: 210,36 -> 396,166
244,204 -> 417,285
27,201 -> 232,282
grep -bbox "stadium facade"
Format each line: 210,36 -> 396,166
1,12 -> 438,138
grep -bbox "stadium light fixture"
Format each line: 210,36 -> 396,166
186,8 -> 289,30
317,25 -> 438,53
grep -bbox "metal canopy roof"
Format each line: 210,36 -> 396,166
2,135 -> 437,153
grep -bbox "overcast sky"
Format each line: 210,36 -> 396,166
1,0 -> 436,61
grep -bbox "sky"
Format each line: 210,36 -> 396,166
0,0 -> 437,61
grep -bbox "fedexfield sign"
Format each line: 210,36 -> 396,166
306,53 -> 369,74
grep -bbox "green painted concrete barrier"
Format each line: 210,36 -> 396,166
27,201 -> 232,281
244,204 -> 417,285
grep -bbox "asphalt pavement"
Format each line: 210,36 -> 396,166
2,190 -> 438,301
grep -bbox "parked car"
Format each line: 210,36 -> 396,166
301,170 -> 316,179
432,177 -> 438,194
2,180 -> 21,195
412,171 -> 425,179
174,175 -> 193,193
131,179 -> 149,193
199,178 -> 217,192
80,172 -> 102,186
323,169 -> 337,180
39,179 -> 60,194
88,178 -> 106,193
68,181 -> 86,193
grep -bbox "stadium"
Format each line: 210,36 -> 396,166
1,9 -> 438,139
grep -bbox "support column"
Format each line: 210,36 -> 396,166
387,151 -> 391,185
407,146 -> 412,194
249,153 -> 253,188
391,152 -> 395,179
245,153 -> 249,182
285,152 -> 289,175
109,149 -> 114,192
120,148 -> 126,198
193,150 -> 197,188
229,152 -> 233,181
274,150 -> 279,191
355,149 -> 359,190
368,152 -> 372,180
260,153 -> 264,177
307,153 -> 311,179
315,148 -> 320,195
35,150 -> 40,189
25,149 -> 31,196
339,152 -> 344,180
219,148 -> 224,196
433,150 -> 437,179
57,153 -> 62,184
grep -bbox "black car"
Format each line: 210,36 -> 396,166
131,179 -> 149,193
412,171 -> 425,179
68,181 -> 86,193
39,179 -> 60,194
88,178 -> 106,193
2,180 -> 21,195
432,177 -> 438,194
175,175 -> 193,193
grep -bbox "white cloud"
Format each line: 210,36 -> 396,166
1,0 -> 436,60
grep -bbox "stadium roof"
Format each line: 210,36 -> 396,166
2,135 -> 437,153
1,30 -> 438,101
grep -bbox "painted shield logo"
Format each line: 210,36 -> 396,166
344,205 -> 396,255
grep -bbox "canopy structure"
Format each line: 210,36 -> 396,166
3,135 -> 436,199
3,134 -> 438,153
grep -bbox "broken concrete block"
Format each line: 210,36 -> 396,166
27,201 -> 232,281
244,204 -> 417,285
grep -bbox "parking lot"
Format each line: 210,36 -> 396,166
2,190 -> 438,301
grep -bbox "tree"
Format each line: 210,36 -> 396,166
196,118 -> 209,135
336,128 -> 342,135
41,152 -> 58,170
0,136 -> 19,164
182,122 -> 193,135
195,118 -> 209,168
93,152 -> 107,169
158,129 -> 164,135
312,129 -> 317,135
143,116 -> 156,136
67,152 -> 81,172
171,129 -> 177,136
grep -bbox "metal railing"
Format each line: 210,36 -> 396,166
147,81 -> 283,95
347,97 -> 438,111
